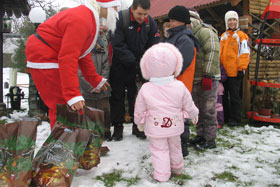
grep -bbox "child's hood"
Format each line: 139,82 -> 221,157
140,43 -> 183,80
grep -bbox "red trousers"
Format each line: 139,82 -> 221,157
30,68 -> 66,129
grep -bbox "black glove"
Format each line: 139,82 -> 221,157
237,71 -> 244,80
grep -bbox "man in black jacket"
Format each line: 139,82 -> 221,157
110,0 -> 160,141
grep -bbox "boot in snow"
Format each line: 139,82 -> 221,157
189,136 -> 206,146
195,139 -> 216,150
132,123 -> 146,140
112,123 -> 123,141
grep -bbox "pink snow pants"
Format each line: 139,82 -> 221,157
30,68 -> 66,129
149,135 -> 184,182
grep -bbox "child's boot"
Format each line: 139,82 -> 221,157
112,123 -> 123,141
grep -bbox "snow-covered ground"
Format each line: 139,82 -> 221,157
1,68 -> 280,186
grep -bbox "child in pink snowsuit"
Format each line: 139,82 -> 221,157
134,43 -> 199,182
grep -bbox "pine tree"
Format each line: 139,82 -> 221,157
11,2 -> 58,116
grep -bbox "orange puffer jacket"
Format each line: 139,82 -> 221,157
220,29 -> 250,77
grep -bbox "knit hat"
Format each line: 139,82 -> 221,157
168,5 -> 191,24
189,10 -> 202,28
225,10 -> 239,30
96,0 -> 121,7
140,43 -> 183,80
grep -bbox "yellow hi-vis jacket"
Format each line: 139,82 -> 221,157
220,29 -> 250,77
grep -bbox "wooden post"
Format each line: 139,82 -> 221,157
231,0 -> 242,6
0,4 -> 3,103
242,0 -> 252,116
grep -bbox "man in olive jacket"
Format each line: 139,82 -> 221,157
188,10 -> 221,149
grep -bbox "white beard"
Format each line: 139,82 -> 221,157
101,7 -> 119,34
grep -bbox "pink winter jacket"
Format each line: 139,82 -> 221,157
134,77 -> 199,138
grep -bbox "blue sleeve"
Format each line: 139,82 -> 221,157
176,36 -> 195,74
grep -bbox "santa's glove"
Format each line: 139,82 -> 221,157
201,77 -> 212,90
137,124 -> 145,132
237,71 -> 244,80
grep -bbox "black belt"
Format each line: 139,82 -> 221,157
34,32 -> 52,48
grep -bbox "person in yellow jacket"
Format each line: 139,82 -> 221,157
220,10 -> 250,126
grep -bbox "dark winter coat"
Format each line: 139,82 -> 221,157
166,25 -> 201,74
166,25 -> 201,92
110,9 -> 160,81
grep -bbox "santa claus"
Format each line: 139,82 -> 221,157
25,0 -> 121,129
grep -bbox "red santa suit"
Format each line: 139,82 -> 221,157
25,3 -> 104,129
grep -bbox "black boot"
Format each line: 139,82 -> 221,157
132,123 -> 146,140
189,136 -> 206,146
195,139 -> 216,150
112,124 -> 123,141
104,131 -> 113,141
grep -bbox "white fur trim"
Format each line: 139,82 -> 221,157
27,61 -> 59,69
95,77 -> 107,90
97,0 -> 121,8
67,96 -> 85,106
150,76 -> 175,85
81,3 -> 100,59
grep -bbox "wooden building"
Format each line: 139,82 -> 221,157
150,0 -> 280,115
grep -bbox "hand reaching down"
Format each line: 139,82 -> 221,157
70,100 -> 85,111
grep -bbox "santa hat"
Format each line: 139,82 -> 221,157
140,43 -> 183,80
96,0 -> 121,8
225,10 -> 239,30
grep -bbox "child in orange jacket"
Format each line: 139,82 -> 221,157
220,10 -> 250,126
